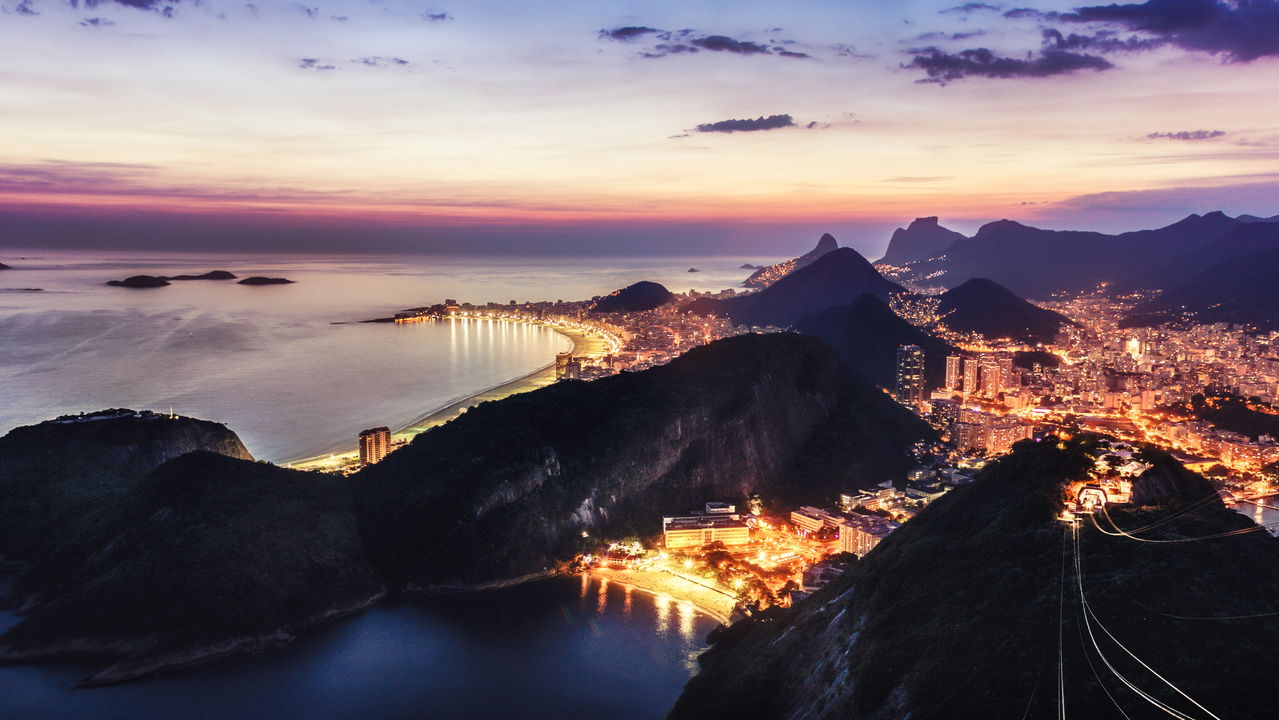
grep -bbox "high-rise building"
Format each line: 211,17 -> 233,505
945,355 -> 963,391
555,352 -> 573,379
963,357 -> 980,395
358,426 -> 391,465
895,344 -> 926,408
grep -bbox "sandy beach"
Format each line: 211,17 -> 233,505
588,568 -> 737,624
286,319 -> 608,469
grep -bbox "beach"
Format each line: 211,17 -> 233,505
588,568 -> 737,625
286,319 -> 607,470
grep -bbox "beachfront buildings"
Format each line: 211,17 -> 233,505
358,426 -> 391,465
662,503 -> 751,549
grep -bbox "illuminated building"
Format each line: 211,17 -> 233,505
836,515 -> 899,557
555,352 -> 573,379
945,355 -> 963,391
358,426 -> 391,465
963,357 -> 980,395
895,344 -> 926,408
662,513 -> 750,549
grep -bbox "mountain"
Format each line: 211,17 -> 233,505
690,248 -> 906,328
1126,244 -> 1279,331
355,332 -> 931,589
937,278 -> 1072,343
794,294 -> 957,390
876,217 -> 967,266
0,262 -> 10,270
0,452 -> 381,686
590,280 -> 674,314
669,436 -> 1279,720
0,409 -> 252,562
743,233 -> 839,288
902,211 -> 1257,298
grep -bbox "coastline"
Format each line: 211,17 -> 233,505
285,319 -> 605,470
588,568 -> 736,625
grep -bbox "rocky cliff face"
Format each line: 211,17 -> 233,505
743,233 -> 840,287
876,217 -> 966,266
0,409 -> 252,561
669,437 -> 1279,720
355,333 -> 931,588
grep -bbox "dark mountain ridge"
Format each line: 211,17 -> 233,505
669,436 -> 1279,719
794,294 -> 956,390
743,233 -> 839,287
691,248 -> 906,328
1126,233 -> 1279,331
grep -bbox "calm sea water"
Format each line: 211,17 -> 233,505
0,575 -> 718,720
0,250 -> 761,461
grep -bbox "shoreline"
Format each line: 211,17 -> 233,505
284,318 -> 605,469
587,568 -> 736,625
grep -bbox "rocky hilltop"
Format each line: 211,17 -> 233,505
690,248 -> 905,328
1126,241 -> 1279,331
355,332 -> 931,588
590,280 -> 674,313
743,233 -> 839,288
876,216 -> 967,266
795,294 -> 956,390
669,436 -> 1279,720
937,277 -> 1072,343
0,409 -> 252,562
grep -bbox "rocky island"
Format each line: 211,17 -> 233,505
236,276 -> 295,285
106,275 -> 171,288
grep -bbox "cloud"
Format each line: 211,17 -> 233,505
906,47 -> 1113,83
694,115 -> 797,133
943,2 -> 1003,13
354,56 -> 411,67
690,34 -> 771,54
1060,0 -> 1279,61
297,58 -> 336,71
600,25 -> 809,60
598,26 -> 659,41
1147,129 -> 1226,140
915,30 -> 987,41
1041,28 -> 1162,52
422,11 -> 451,22
80,16 -> 115,27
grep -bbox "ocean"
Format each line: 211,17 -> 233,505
0,250 -> 765,461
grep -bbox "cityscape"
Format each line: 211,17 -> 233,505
3,1 -> 1279,719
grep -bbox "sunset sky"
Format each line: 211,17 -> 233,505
2,0 -> 1278,256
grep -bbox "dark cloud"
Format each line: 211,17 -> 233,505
690,34 -> 771,54
1147,129 -> 1226,140
598,26 -> 659,41
423,11 -> 451,22
695,115 -> 797,133
79,16 -> 115,26
915,30 -> 987,41
906,47 -> 1113,83
15,0 -> 37,15
943,2 -> 1003,12
1041,28 -> 1162,52
775,48 -> 811,58
1060,0 -> 1279,61
1003,7 -> 1053,19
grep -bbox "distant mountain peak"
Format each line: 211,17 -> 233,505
744,233 -> 840,288
878,216 -> 967,265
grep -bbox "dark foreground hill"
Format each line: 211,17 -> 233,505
355,332 -> 931,588
0,452 -> 381,686
689,248 -> 905,328
1126,245 -> 1279,331
794,294 -> 956,390
937,278 -> 1072,343
0,333 -> 929,683
669,436 -> 1279,720
743,233 -> 839,287
0,410 -> 252,562
590,280 -> 674,313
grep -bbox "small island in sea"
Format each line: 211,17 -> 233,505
0,262 -> 11,270
237,276 -> 295,285
106,275 -> 171,288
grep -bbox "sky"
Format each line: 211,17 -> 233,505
2,0 -> 1278,257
